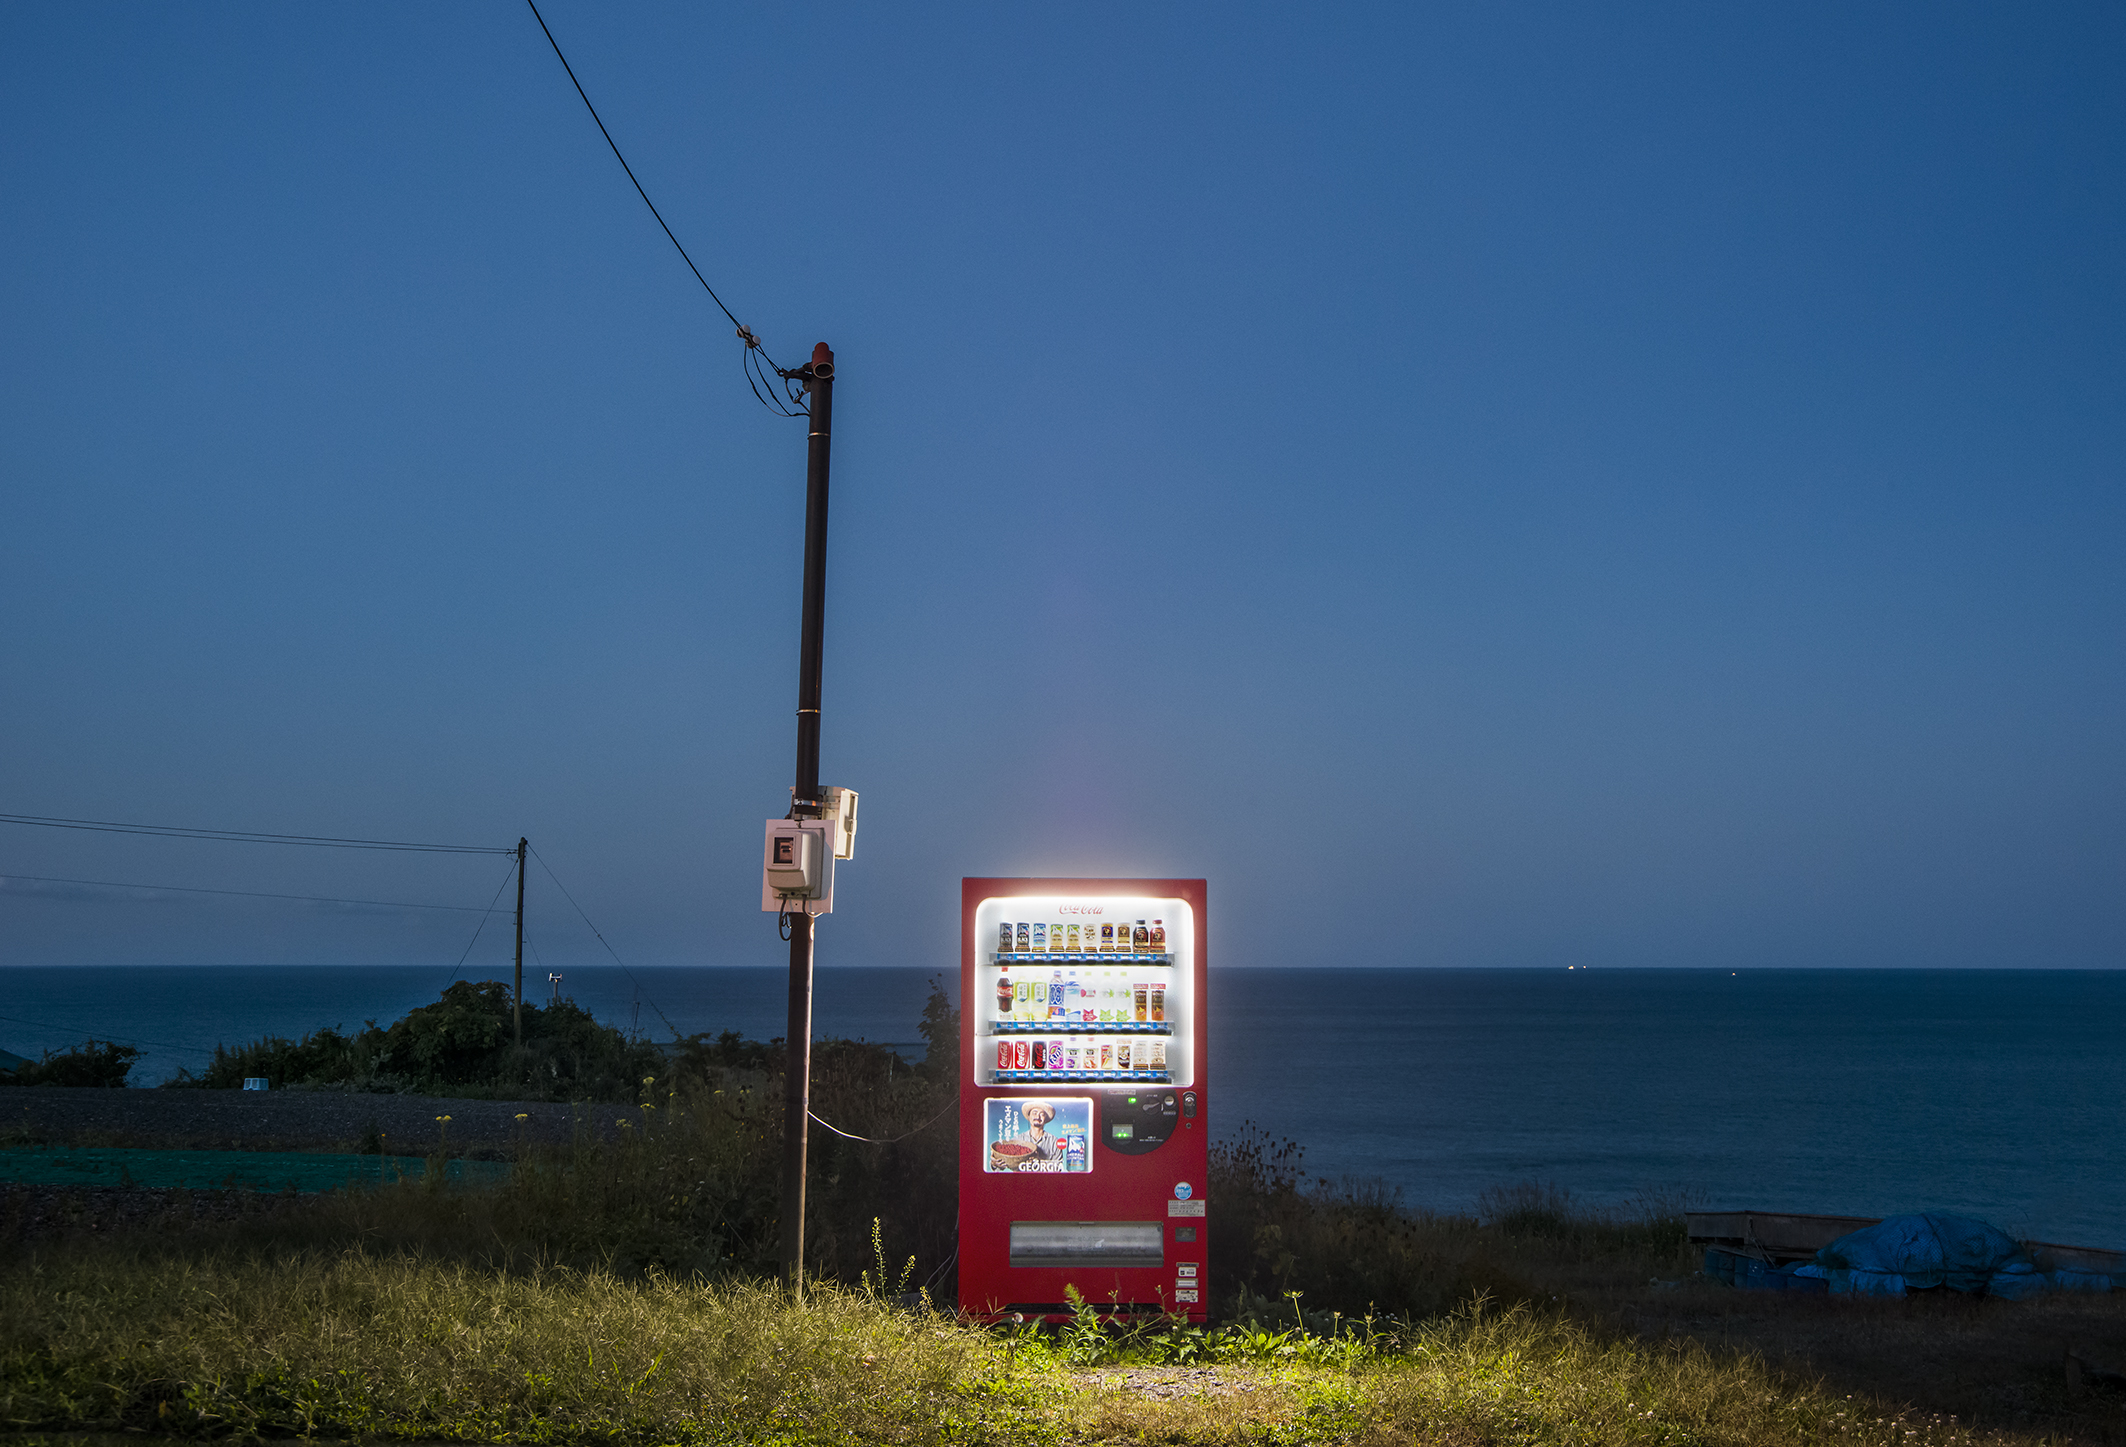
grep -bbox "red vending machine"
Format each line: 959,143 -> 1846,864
958,877 -> 1209,1323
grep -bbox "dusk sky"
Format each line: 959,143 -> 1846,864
3,3 -> 2120,976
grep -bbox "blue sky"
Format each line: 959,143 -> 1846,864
3,2 -> 2120,975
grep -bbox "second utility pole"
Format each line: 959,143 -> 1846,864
513,836 -> 528,1050
780,342 -> 834,1293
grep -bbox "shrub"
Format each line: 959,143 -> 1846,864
7,1040 -> 137,1088
164,981 -> 664,1100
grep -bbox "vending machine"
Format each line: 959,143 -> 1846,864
958,877 -> 1209,1323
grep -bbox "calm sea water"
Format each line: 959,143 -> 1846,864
3,965 -> 2120,1246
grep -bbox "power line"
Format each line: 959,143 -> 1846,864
0,873 -> 515,914
522,0 -> 794,393
0,812 -> 511,856
528,844 -> 676,1035
441,861 -> 524,992
0,1012 -> 216,1057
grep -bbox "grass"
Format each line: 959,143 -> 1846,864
0,1246 -> 2047,1447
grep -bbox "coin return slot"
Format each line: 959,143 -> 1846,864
1010,1221 -> 1164,1268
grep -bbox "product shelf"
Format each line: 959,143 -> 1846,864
991,952 -> 1173,965
989,1021 -> 1172,1035
993,1069 -> 1173,1085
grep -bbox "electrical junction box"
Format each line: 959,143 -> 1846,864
823,787 -> 859,860
761,819 -> 834,914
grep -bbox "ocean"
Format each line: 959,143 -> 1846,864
3,964 -> 2120,1246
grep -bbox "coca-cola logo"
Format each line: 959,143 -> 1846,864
1056,905 -> 1106,915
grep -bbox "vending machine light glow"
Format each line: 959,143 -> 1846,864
959,877 -> 1208,1323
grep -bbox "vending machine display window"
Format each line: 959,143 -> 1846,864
971,895 -> 1195,1089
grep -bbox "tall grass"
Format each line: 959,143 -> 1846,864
0,1251 -> 1022,1445
1208,1126 -> 1700,1322
0,1253 -> 2017,1447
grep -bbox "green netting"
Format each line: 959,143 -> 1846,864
0,1148 -> 510,1193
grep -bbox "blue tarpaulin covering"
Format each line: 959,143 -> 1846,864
1816,1214 -> 2044,1298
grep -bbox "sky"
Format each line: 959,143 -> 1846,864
2,2 -> 2121,976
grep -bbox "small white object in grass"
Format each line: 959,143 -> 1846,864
242,1077 -> 269,1091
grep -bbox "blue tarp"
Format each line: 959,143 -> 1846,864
1815,1214 -> 2043,1298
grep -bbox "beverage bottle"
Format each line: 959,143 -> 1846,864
1031,922 -> 1046,952
1150,984 -> 1164,1022
1066,923 -> 1080,952
1134,919 -> 1149,951
1134,983 -> 1148,1022
1066,1132 -> 1086,1171
1151,919 -> 1166,952
998,922 -> 1012,953
1099,923 -> 1114,952
1064,971 -> 1078,1015
996,969 -> 1012,1017
1100,1041 -> 1112,1069
1049,970 -> 1064,1019
1016,922 -> 1030,952
1117,1041 -> 1131,1071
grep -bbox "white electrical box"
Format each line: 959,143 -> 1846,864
761,819 -> 834,914
823,786 -> 859,860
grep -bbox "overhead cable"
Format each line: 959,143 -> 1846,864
523,0 -> 797,406
0,812 -> 511,856
0,873 -> 514,914
441,860 -> 526,991
528,844 -> 677,1035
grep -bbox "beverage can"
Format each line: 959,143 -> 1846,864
1051,1039 -> 1064,1070
996,1042 -> 1012,1071
1014,1040 -> 1029,1070
1065,1131 -> 1086,1171
1031,1040 -> 1045,1070
1134,983 -> 1149,1022
1150,984 -> 1164,1022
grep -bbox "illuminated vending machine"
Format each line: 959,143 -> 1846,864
958,877 -> 1208,1323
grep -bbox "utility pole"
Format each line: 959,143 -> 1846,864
513,837 -> 528,1050
779,341 -> 835,1293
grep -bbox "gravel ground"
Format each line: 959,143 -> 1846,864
0,1086 -> 617,1157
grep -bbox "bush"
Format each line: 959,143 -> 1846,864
7,1040 -> 137,1088
164,981 -> 664,1101
1207,1126 -> 1699,1323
